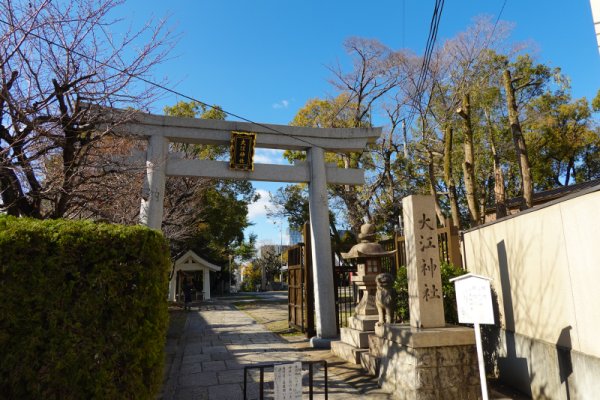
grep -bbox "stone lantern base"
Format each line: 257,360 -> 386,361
330,314 -> 380,364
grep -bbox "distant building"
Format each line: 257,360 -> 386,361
591,0 -> 600,53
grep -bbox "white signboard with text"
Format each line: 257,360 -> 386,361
451,273 -> 494,325
274,362 -> 302,400
450,273 -> 494,400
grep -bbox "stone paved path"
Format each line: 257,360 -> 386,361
161,301 -> 392,400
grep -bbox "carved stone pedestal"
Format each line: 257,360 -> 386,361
376,324 -> 481,400
360,333 -> 385,376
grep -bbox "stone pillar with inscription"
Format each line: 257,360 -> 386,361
404,195 -> 445,328
373,195 -> 482,400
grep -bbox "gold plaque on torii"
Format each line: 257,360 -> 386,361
229,131 -> 256,171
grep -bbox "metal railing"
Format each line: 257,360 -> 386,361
243,360 -> 328,400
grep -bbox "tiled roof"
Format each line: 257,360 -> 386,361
505,178 -> 600,209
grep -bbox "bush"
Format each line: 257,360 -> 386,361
0,217 -> 170,399
393,261 -> 465,325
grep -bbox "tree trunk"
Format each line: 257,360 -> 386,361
485,109 -> 507,220
457,92 -> 480,226
503,68 -> 534,209
443,126 -> 461,230
565,157 -> 575,186
491,139 -> 507,219
427,151 -> 446,227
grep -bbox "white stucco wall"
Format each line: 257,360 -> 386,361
463,187 -> 600,357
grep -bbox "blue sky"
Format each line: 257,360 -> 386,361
121,0 -> 600,246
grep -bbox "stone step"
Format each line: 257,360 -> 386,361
348,315 -> 379,331
340,327 -> 372,349
331,340 -> 369,364
360,352 -> 381,376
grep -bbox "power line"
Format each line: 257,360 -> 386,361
0,17 -> 322,149
405,0 -> 508,135
405,0 -> 445,131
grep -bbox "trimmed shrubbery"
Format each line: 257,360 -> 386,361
0,217 -> 170,399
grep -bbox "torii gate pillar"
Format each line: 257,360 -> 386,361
140,134 -> 168,229
308,146 -> 337,339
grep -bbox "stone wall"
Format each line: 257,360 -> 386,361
375,325 -> 480,399
378,340 -> 480,400
486,327 -> 600,399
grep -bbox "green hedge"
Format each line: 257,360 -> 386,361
0,217 -> 170,399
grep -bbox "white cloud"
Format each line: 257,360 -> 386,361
247,189 -> 284,219
253,149 -> 289,165
272,99 -> 290,109
247,189 -> 271,219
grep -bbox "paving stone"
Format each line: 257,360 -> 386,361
209,352 -> 234,361
201,360 -> 227,372
179,363 -> 203,376
184,343 -> 205,355
182,354 -> 211,365
178,371 -> 217,388
174,386 -> 208,400
225,359 -> 247,369
208,383 -> 242,400
217,369 -> 244,384
202,345 -> 227,354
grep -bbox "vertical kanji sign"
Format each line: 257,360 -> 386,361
402,195 -> 445,328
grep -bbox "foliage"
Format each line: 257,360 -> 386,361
181,181 -> 255,261
393,266 -> 410,323
0,216 -> 170,399
288,17 -> 600,234
240,262 -> 262,291
393,262 -> 464,324
526,93 -> 599,187
254,247 -> 284,283
268,185 -> 310,229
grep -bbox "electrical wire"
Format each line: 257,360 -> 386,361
405,0 -> 445,131
0,17 -> 324,149
405,0 -> 507,135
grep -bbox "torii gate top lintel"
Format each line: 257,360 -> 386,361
117,109 -> 382,152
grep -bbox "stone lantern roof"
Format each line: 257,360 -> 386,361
341,223 -> 396,260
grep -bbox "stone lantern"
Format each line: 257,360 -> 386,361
341,223 -> 396,317
332,222 -> 396,365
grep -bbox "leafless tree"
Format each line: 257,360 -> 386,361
0,0 -> 175,218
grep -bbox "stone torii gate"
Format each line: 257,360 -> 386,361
116,110 -> 381,341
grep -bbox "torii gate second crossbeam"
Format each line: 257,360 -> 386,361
113,110 -> 382,342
